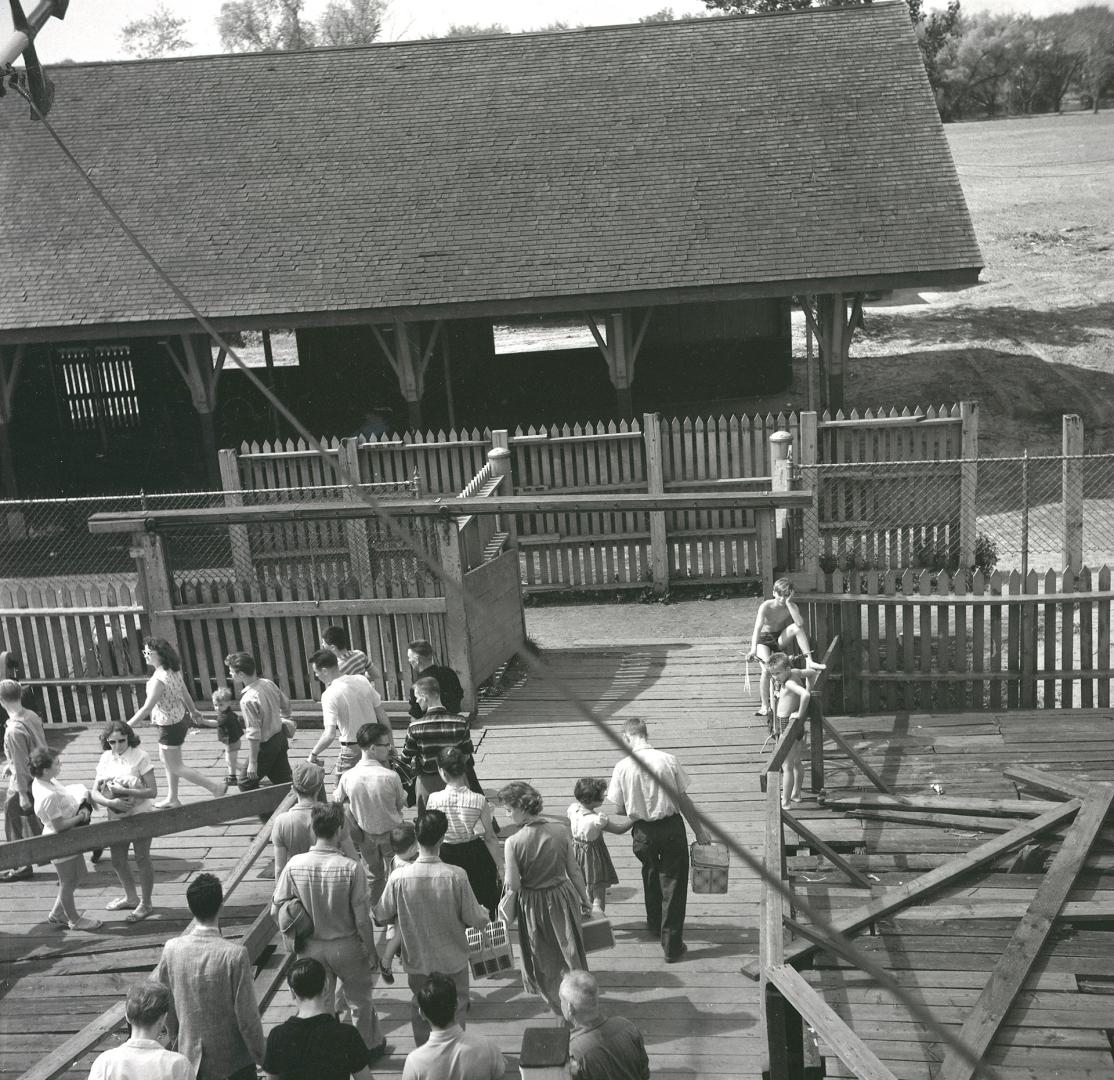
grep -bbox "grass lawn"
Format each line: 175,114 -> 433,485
705,113 -> 1114,457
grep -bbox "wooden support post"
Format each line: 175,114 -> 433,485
341,436 -> 373,590
396,320 -> 423,431
165,336 -> 221,489
439,519 -> 475,716
840,594 -> 862,714
776,799 -> 1081,969
827,294 -> 846,412
642,412 -> 669,595
218,448 -> 255,587
488,432 -> 518,547
959,400 -> 979,567
770,430 -> 793,571
798,297 -> 821,414
130,529 -> 179,654
0,344 -> 24,498
1062,413 -> 1083,572
758,508 -> 776,597
798,411 -> 820,580
609,311 -> 633,417
939,787 -> 1113,1080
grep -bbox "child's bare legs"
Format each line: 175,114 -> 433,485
588,884 -> 607,917
781,741 -> 803,807
780,624 -> 825,671
755,645 -> 773,714
225,741 -> 241,783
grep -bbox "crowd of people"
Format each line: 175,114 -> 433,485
0,601 -> 831,1079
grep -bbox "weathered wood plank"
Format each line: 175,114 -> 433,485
937,786 -> 1114,1080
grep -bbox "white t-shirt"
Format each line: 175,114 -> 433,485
605,745 -> 690,823
88,1037 -> 196,1080
567,802 -> 609,843
322,674 -> 382,744
334,760 -> 405,834
32,777 -> 85,834
95,746 -> 155,816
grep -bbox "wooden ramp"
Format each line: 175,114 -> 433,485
783,708 -> 1114,1080
1,643 -> 771,1079
263,642 -> 770,1080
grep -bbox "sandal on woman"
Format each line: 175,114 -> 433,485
106,897 -> 138,911
68,915 -> 103,932
126,904 -> 153,924
47,911 -> 68,928
154,798 -> 182,809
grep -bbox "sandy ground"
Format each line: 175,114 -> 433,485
525,595 -> 760,648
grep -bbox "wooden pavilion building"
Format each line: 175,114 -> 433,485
0,3 -> 981,497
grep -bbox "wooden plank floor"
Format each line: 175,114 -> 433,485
788,707 -> 1114,1080
1,643 -> 773,1080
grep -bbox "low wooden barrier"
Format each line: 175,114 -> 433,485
0,783 -> 290,872
17,786 -> 297,1080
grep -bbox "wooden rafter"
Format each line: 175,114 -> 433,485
938,785 -> 1114,1080
0,344 -> 25,421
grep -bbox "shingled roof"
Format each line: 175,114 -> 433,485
0,3 -> 981,339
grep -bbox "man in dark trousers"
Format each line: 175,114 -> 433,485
406,640 -> 464,718
602,717 -> 710,963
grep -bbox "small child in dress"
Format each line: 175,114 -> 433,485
193,688 -> 245,788
377,821 -> 420,984
568,777 -> 622,918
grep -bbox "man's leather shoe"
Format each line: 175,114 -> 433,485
665,944 -> 689,963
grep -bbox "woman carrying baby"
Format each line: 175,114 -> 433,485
90,720 -> 158,922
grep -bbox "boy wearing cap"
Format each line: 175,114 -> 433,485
272,762 -> 327,875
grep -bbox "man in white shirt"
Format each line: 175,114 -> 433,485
307,650 -> 390,779
88,981 -> 195,1080
603,717 -> 710,963
333,722 -> 406,903
402,973 -> 505,1080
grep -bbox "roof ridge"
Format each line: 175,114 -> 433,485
42,2 -> 908,72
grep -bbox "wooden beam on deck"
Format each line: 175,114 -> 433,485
776,799 -> 1082,970
0,784 -> 291,871
766,964 -> 900,1080
818,715 -> 892,794
781,810 -> 873,889
87,490 -> 815,531
1004,764 -> 1113,801
938,785 -> 1114,1080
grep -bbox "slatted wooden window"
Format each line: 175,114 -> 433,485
57,346 -> 141,432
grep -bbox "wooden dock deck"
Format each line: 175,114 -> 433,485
784,707 -> 1114,1080
1,642 -> 770,1080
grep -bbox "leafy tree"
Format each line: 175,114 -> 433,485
703,0 -> 860,13
217,0 -> 316,52
1067,5 -> 1114,112
120,3 -> 193,59
426,24 -> 511,39
641,7 -> 678,20
318,0 -> 386,46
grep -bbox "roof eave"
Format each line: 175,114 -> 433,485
0,267 -> 984,345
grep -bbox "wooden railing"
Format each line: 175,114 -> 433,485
757,637 -> 902,1080
799,567 -> 1114,714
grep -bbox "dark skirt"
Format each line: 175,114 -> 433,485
440,836 -> 501,919
517,879 -> 588,1015
573,837 -> 619,888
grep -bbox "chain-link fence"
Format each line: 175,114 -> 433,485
796,452 -> 1114,576
0,479 -> 422,601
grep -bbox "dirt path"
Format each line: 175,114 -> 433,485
525,596 -> 760,649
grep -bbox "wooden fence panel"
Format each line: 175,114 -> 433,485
802,566 -> 1114,713
0,580 -> 148,724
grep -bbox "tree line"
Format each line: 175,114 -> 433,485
121,0 -> 1114,120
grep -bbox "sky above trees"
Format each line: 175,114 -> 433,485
9,0 -> 1107,63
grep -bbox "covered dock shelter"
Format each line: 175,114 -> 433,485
0,3 -> 981,497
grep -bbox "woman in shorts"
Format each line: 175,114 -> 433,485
126,638 -> 224,807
